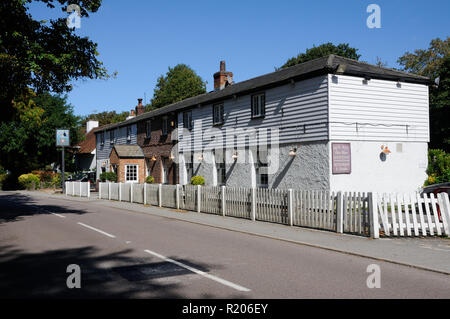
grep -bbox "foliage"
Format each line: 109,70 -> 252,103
100,171 -> 117,182
145,176 -> 154,184
31,170 -> 62,188
150,64 -> 207,109
18,173 -> 40,190
0,173 -> 7,190
0,92 -> 81,176
51,173 -> 62,188
0,0 -> 109,124
190,175 -> 205,186
80,111 -> 130,128
280,43 -> 361,69
398,37 -> 450,151
425,149 -> 450,186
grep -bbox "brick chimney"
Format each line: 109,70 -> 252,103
135,98 -> 145,116
213,61 -> 233,91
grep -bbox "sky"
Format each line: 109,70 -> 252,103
28,0 -> 450,116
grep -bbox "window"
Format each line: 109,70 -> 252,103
183,111 -> 193,130
146,120 -> 151,139
100,132 -> 104,146
162,118 -> 168,135
251,92 -> 266,118
125,164 -> 138,182
215,149 -> 226,185
186,153 -> 194,183
255,146 -> 269,188
110,130 -> 115,144
212,103 -> 224,125
161,157 -> 169,184
126,126 -> 131,142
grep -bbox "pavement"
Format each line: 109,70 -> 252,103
0,190 -> 449,298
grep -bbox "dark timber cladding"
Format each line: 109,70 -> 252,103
98,54 -> 431,132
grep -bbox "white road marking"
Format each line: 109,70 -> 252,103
144,249 -> 250,292
51,213 -> 66,218
77,222 -> 116,238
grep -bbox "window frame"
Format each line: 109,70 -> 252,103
126,126 -> 132,142
100,132 -> 105,146
145,120 -> 152,139
212,103 -> 224,126
183,111 -> 193,130
125,164 -> 138,183
215,149 -> 226,186
251,92 -> 266,119
109,130 -> 115,144
255,145 -> 269,188
162,118 -> 168,135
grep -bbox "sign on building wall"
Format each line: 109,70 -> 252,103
56,129 -> 70,147
332,143 -> 351,174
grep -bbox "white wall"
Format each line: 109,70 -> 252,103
329,141 -> 428,193
328,74 -> 429,142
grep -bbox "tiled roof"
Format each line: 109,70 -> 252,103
96,54 -> 431,132
75,127 -> 100,154
111,145 -> 145,158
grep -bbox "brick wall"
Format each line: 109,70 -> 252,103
137,114 -> 178,184
109,148 -> 145,183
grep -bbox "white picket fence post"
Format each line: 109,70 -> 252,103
288,189 -> 293,226
87,181 -> 90,198
99,182 -> 102,199
336,192 -> 343,233
108,182 -> 111,200
368,192 -> 379,239
158,184 -> 162,207
119,182 -> 122,201
73,182 -> 75,196
197,185 -> 201,213
221,186 -> 226,217
176,184 -> 180,209
438,193 -> 450,236
130,183 -> 134,203
251,188 -> 256,221
144,183 -> 147,205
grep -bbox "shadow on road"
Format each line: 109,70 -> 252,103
0,192 -> 88,224
0,245 -> 196,298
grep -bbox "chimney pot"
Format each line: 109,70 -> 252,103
135,98 -> 145,116
138,98 -> 143,106
214,61 -> 233,91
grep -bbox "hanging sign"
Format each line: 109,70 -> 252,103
56,129 -> 70,147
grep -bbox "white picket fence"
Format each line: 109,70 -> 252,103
65,181 -> 90,198
376,192 -> 450,237
91,182 -> 450,239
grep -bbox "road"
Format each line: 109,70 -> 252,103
0,191 -> 449,298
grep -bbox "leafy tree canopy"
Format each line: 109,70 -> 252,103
398,37 -> 450,151
280,43 -> 361,69
0,92 -> 80,177
80,111 -> 130,129
0,0 -> 109,123
149,64 -> 206,109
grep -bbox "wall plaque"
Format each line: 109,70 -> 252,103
332,143 -> 351,174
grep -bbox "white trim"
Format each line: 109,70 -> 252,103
125,164 -> 139,183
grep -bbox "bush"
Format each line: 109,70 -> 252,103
0,173 -> 7,190
18,174 -> 41,190
145,176 -> 154,184
51,174 -> 62,188
191,175 -> 205,186
425,149 -> 450,186
100,171 -> 117,182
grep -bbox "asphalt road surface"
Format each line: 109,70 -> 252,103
0,191 -> 449,298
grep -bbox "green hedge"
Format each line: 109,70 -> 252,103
100,171 -> 117,182
18,174 -> 40,190
190,175 -> 205,185
425,149 -> 450,186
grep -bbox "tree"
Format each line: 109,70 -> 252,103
0,92 -> 81,185
0,0 -> 109,124
80,111 -> 130,128
150,64 -> 206,109
398,37 -> 450,151
280,43 -> 361,69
